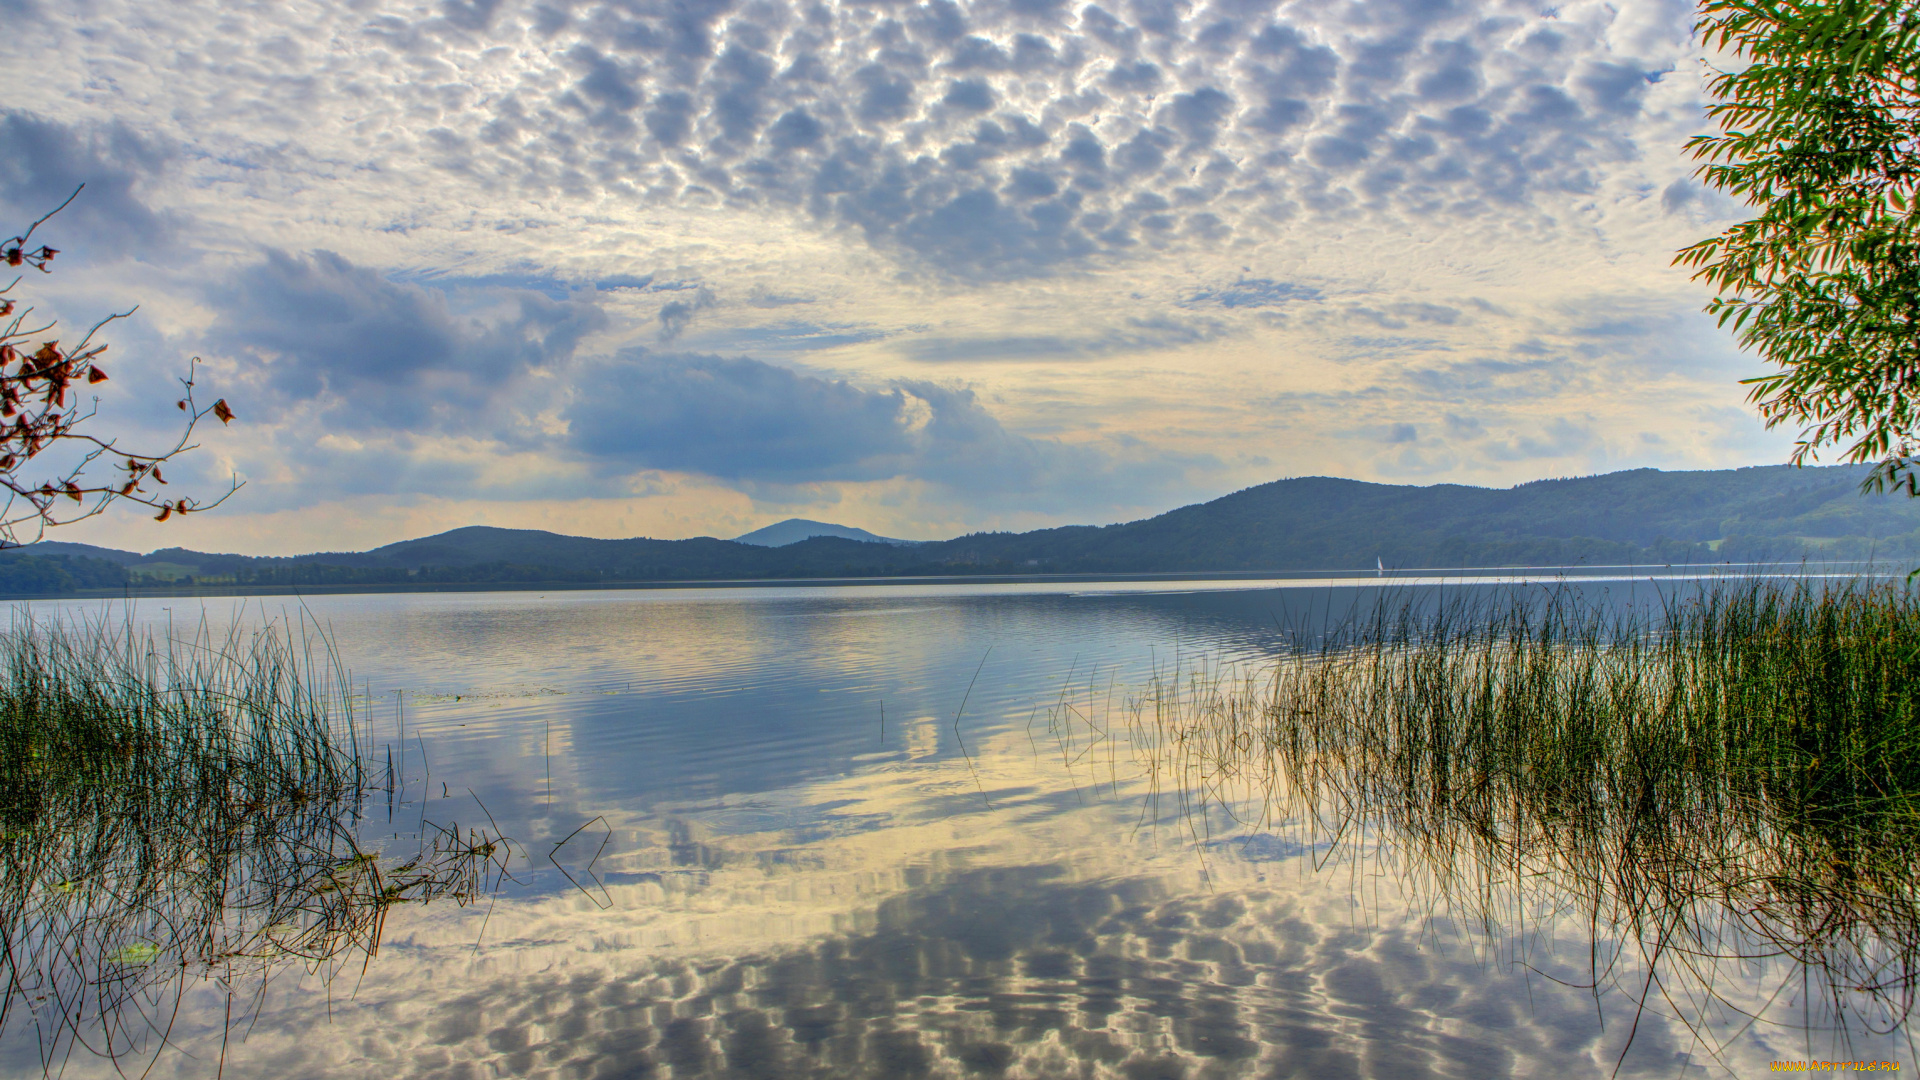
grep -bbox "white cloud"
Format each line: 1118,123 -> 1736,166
0,0 -> 1793,554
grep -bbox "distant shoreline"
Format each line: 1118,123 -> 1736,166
0,560 -> 1881,604
9,465 -> 1916,600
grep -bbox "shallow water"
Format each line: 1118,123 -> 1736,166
3,572 -> 1913,1078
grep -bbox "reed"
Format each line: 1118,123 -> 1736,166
0,612 -> 508,1075
1114,577 -> 1920,1053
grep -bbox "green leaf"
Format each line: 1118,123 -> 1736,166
107,942 -> 161,966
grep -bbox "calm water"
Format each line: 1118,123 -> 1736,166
4,572 -> 1913,1078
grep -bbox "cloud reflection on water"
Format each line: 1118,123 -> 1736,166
6,584 -> 1911,1078
14,709 -> 1896,1079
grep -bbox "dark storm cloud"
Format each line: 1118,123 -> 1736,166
565,349 -> 1197,497
370,0 -> 1670,280
0,112 -> 170,258
196,251 -> 1200,502
211,249 -> 606,426
568,350 -> 914,481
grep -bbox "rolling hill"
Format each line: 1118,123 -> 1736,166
731,519 -> 919,547
3,464 -> 1917,594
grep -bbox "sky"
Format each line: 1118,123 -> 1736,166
0,0 -> 1782,555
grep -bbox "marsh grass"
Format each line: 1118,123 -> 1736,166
1095,577 -> 1920,1061
0,612 -> 511,1075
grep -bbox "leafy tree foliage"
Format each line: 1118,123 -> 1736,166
0,554 -> 127,594
0,189 -> 236,545
1679,0 -> 1920,491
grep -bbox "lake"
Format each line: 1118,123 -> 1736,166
3,571 -> 1913,1078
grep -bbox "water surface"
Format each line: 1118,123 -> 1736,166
4,572 -> 1911,1078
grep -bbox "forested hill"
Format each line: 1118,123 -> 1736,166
6,463 -> 1920,594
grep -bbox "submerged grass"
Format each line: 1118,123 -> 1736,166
0,611 -> 509,1075
1110,577 -> 1920,1059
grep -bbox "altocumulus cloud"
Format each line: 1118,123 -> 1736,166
10,0 -> 1695,281
474,0 -> 1682,277
0,0 -> 1761,544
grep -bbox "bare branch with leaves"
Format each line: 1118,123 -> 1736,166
0,186 -> 239,546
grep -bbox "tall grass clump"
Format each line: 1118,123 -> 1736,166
0,612 -> 506,1075
0,613 -> 363,822
1121,577 -> 1920,1052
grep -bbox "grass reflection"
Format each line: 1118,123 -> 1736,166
1110,578 -> 1920,1059
0,616 -> 510,1076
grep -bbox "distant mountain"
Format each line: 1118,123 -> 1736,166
921,465 -> 1920,572
4,464 -> 1919,594
12,541 -> 148,565
733,519 -> 918,547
